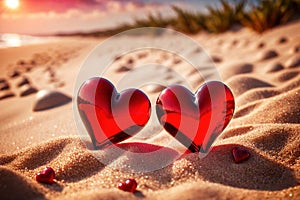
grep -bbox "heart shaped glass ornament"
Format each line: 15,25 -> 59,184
232,146 -> 250,163
36,167 -> 56,184
156,81 -> 235,153
77,77 -> 151,149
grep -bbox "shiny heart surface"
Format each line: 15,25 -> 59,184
36,167 -> 55,184
232,146 -> 250,163
118,178 -> 138,193
156,81 -> 235,153
77,77 -> 151,149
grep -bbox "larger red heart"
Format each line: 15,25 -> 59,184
156,81 -> 235,153
77,77 -> 151,149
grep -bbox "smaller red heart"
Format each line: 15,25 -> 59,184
36,167 -> 56,184
232,147 -> 250,163
118,178 -> 138,193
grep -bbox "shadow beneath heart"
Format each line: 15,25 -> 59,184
134,190 -> 146,198
42,182 -> 64,192
92,142 -> 180,173
183,144 -> 298,191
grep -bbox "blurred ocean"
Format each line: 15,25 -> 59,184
0,34 -> 57,48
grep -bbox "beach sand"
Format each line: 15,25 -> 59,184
0,21 -> 299,200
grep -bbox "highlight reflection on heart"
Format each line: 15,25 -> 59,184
156,81 -> 235,153
77,77 -> 151,149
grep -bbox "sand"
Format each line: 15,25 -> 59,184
0,21 -> 300,200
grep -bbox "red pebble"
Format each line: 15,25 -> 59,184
118,178 -> 137,193
232,146 -> 250,163
36,166 -> 56,184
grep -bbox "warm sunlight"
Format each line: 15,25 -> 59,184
5,0 -> 20,10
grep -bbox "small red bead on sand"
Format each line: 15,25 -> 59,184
118,178 -> 137,193
36,166 -> 56,184
232,147 -> 250,163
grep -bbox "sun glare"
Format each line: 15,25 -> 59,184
5,0 -> 20,10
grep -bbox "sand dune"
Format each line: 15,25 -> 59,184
0,21 -> 300,199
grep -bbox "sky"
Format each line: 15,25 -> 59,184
0,0 -> 228,35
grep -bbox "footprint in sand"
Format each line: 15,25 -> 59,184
234,103 -> 262,118
211,55 -> 222,63
127,57 -> 134,65
172,57 -> 182,65
160,53 -> 169,60
236,87 -> 280,109
278,36 -> 288,44
45,67 -> 56,78
17,60 -> 26,65
257,42 -> 265,49
227,75 -> 273,96
114,53 -> 140,73
265,62 -> 284,73
0,79 -> 15,100
20,85 -> 38,97
1,46 -> 80,100
219,63 -> 253,80
0,91 -> 15,100
294,45 -> 300,53
0,78 -> 6,83
116,65 -> 187,93
114,55 -> 122,61
137,52 -> 148,59
8,70 -> 20,78
193,47 -> 201,53
231,39 -> 238,46
259,49 -> 278,61
43,67 -> 63,86
0,81 -> 10,91
24,64 -> 33,72
112,48 -> 215,92
274,71 -> 299,82
115,65 -> 132,73
29,59 -> 36,66
286,55 -> 300,68
17,76 -> 30,87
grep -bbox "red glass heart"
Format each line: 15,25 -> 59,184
36,167 -> 55,184
77,77 -> 151,149
118,178 -> 138,193
156,81 -> 235,153
232,146 -> 250,163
